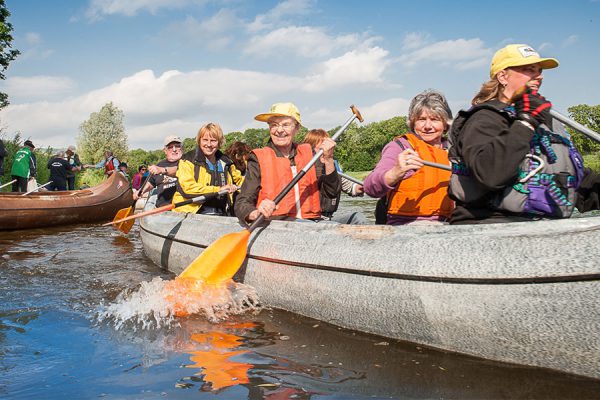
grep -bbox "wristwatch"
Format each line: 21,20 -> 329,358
164,167 -> 168,174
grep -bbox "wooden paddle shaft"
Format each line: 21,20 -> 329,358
0,179 -> 17,190
248,105 -> 363,233
22,181 -> 53,196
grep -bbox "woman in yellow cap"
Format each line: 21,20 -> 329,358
448,44 -> 600,224
234,102 -> 341,223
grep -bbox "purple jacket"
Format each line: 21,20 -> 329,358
364,136 -> 448,225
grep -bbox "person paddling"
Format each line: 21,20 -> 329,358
234,102 -> 341,223
364,90 -> 454,225
448,43 -> 600,224
172,124 -> 242,215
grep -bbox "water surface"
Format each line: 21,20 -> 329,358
1,203 -> 599,399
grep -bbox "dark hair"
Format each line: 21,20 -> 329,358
224,141 -> 252,173
119,162 -> 128,168
138,165 -> 147,172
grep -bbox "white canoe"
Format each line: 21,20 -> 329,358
139,196 -> 600,379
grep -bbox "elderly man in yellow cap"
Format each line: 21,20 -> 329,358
447,43 -> 600,224
234,102 -> 341,223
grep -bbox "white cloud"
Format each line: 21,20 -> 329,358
162,9 -> 242,51
398,38 -> 491,70
304,47 -> 390,91
24,32 -> 42,45
0,76 -> 77,101
85,0 -> 203,20
245,26 -> 359,58
562,35 -> 578,47
248,0 -> 316,32
402,32 -> 430,50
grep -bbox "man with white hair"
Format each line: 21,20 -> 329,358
65,145 -> 82,190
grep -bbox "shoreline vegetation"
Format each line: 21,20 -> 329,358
2,107 -> 599,191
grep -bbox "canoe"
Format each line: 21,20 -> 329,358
139,195 -> 600,380
0,173 -> 132,230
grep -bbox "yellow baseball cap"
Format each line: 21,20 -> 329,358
254,102 -> 302,125
490,44 -> 559,78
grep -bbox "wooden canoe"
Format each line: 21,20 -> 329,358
139,195 -> 600,380
0,173 -> 132,230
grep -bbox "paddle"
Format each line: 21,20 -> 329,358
22,181 -> 53,195
177,105 -> 364,284
111,173 -> 152,234
104,188 -> 232,228
0,179 -> 17,190
550,109 -> 600,143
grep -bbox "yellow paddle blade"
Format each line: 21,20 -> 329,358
114,206 -> 132,222
178,229 -> 251,284
112,206 -> 133,233
117,217 -> 136,234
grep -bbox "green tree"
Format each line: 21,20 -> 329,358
0,133 -> 53,189
0,0 -> 20,108
567,104 -> 600,154
77,102 -> 128,164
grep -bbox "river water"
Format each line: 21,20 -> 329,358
1,197 -> 599,399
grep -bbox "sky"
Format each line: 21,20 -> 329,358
0,0 -> 598,151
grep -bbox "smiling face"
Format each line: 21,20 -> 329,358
163,141 -> 183,162
413,109 -> 446,147
267,116 -> 299,154
200,133 -> 220,160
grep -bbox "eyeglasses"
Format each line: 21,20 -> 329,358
268,122 -> 297,131
166,143 -> 182,150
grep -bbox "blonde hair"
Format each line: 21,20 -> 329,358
196,122 -> 225,148
303,129 -> 329,149
471,78 -> 503,105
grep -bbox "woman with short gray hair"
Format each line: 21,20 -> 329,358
364,89 -> 454,225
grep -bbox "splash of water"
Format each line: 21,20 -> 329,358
96,277 -> 262,330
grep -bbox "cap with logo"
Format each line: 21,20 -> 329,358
490,44 -> 559,78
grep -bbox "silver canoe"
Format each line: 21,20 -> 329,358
139,196 -> 600,380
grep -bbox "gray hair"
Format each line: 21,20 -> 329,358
408,89 -> 453,132
55,151 -> 65,158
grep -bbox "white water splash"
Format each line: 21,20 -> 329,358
96,277 -> 262,330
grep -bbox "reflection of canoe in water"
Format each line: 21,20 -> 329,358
139,195 -> 600,380
0,173 -> 132,230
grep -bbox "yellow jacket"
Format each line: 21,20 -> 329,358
172,149 -> 244,214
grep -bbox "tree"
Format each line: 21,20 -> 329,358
567,104 -> 600,154
0,0 -> 20,108
77,102 -> 128,164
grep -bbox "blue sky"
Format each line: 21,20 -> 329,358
0,0 -> 598,150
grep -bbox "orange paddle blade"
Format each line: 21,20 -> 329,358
178,229 -> 251,283
111,206 -> 133,233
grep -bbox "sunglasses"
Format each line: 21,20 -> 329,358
166,143 -> 182,150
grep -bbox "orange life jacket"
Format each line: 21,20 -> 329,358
387,134 -> 453,218
254,143 -> 321,219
